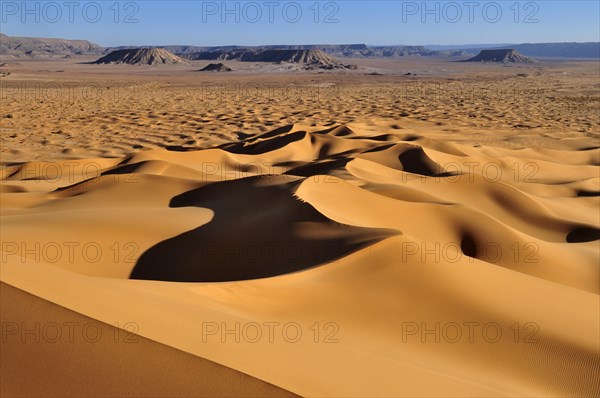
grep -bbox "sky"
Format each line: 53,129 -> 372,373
1,1 -> 599,47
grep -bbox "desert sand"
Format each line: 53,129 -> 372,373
0,283 -> 297,397
1,57 -> 599,397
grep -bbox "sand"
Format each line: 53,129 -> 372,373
1,57 -> 599,397
0,283 -> 298,397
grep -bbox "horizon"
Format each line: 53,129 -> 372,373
1,1 -> 598,47
1,32 -> 598,49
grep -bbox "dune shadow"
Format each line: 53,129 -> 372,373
313,125 -> 355,136
252,124 -> 295,140
577,146 -> 600,151
283,158 -> 351,177
398,146 -> 445,177
349,134 -> 393,142
221,131 -> 307,155
576,190 -> 600,197
566,227 -> 600,243
164,145 -> 195,152
460,233 -> 478,258
130,176 -> 398,282
362,144 -> 396,154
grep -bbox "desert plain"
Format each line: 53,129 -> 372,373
1,56 -> 599,397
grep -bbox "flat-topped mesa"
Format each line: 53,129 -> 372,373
92,48 -> 186,65
187,49 -> 358,69
249,49 -> 340,63
464,49 -> 536,63
250,49 -> 357,69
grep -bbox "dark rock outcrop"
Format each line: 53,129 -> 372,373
199,63 -> 232,72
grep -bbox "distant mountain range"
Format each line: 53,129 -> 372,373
1,34 -> 598,59
424,43 -> 515,50
0,33 -> 103,58
113,44 -> 471,59
456,42 -> 600,59
501,42 -> 599,59
108,44 -> 437,58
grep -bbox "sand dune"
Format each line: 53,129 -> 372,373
0,283 -> 298,398
1,118 -> 598,396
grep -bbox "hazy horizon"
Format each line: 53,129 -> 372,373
2,31 -> 598,49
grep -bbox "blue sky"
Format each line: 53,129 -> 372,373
1,1 -> 599,46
